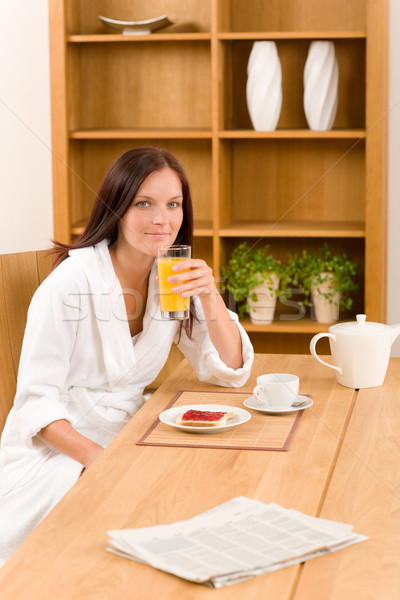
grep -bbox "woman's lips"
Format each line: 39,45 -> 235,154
145,232 -> 170,239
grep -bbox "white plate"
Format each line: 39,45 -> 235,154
159,404 -> 251,434
243,395 -> 313,414
98,15 -> 174,35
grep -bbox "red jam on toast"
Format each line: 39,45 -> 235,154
176,409 -> 234,427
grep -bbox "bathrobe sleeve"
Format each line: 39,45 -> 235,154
176,296 -> 254,387
13,264 -> 83,449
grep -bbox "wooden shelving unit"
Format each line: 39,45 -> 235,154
49,0 -> 388,354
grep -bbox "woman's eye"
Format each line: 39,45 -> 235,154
136,201 -> 149,207
169,201 -> 181,208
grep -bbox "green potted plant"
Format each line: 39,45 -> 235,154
284,244 -> 359,323
221,242 -> 284,324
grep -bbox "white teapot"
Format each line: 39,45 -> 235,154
310,314 -> 400,389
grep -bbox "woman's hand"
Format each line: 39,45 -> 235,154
37,419 -> 104,470
168,258 -> 216,298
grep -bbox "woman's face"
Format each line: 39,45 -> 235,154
119,167 -> 184,258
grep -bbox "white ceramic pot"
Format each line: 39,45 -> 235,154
246,41 -> 282,131
247,273 -> 279,325
303,41 -> 338,131
310,273 -> 340,323
310,314 -> 400,389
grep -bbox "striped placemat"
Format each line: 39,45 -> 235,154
137,390 -> 305,451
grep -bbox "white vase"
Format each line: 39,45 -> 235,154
247,273 -> 280,325
311,273 -> 340,323
246,41 -> 282,131
303,41 -> 339,131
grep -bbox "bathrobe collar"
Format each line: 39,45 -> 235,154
69,240 -> 176,389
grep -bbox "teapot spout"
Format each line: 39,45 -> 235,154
391,324 -> 400,344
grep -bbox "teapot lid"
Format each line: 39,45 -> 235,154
331,314 -> 388,335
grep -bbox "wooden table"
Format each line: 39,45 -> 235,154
0,354 -> 399,599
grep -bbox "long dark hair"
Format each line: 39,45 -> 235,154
52,145 -> 196,337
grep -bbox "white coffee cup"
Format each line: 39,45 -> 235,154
253,373 -> 300,409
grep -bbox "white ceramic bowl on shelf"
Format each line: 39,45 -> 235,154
98,15 -> 174,35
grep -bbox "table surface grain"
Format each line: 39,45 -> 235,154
0,354 -> 398,600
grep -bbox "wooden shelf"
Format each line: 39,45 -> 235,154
193,221 -> 214,236
67,33 -> 212,43
69,32 -> 367,44
219,221 -> 365,238
69,129 -> 213,140
71,219 -> 214,238
72,220 -> 363,239
217,31 -> 367,40
70,129 -> 365,141
219,130 -> 366,139
240,316 -> 351,334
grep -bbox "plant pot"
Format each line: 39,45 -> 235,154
247,273 -> 279,325
311,273 -> 340,323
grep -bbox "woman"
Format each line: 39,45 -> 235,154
0,146 -> 254,565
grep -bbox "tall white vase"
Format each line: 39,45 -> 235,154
246,41 -> 282,131
303,41 -> 339,131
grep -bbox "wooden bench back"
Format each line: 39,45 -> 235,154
0,250 -> 53,433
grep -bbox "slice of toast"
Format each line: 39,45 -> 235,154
176,409 -> 234,427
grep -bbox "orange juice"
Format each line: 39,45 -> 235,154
157,257 -> 190,313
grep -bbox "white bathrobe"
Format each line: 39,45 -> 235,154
0,239 -> 253,564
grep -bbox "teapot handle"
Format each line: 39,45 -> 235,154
309,333 -> 343,375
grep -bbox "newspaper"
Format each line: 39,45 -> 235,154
106,496 -> 367,588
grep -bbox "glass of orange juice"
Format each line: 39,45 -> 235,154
157,245 -> 191,320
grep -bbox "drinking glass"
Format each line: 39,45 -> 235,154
157,245 -> 191,320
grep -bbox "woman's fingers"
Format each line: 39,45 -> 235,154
169,259 -> 214,297
170,258 -> 202,276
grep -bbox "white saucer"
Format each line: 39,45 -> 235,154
243,395 -> 313,414
159,404 -> 251,434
